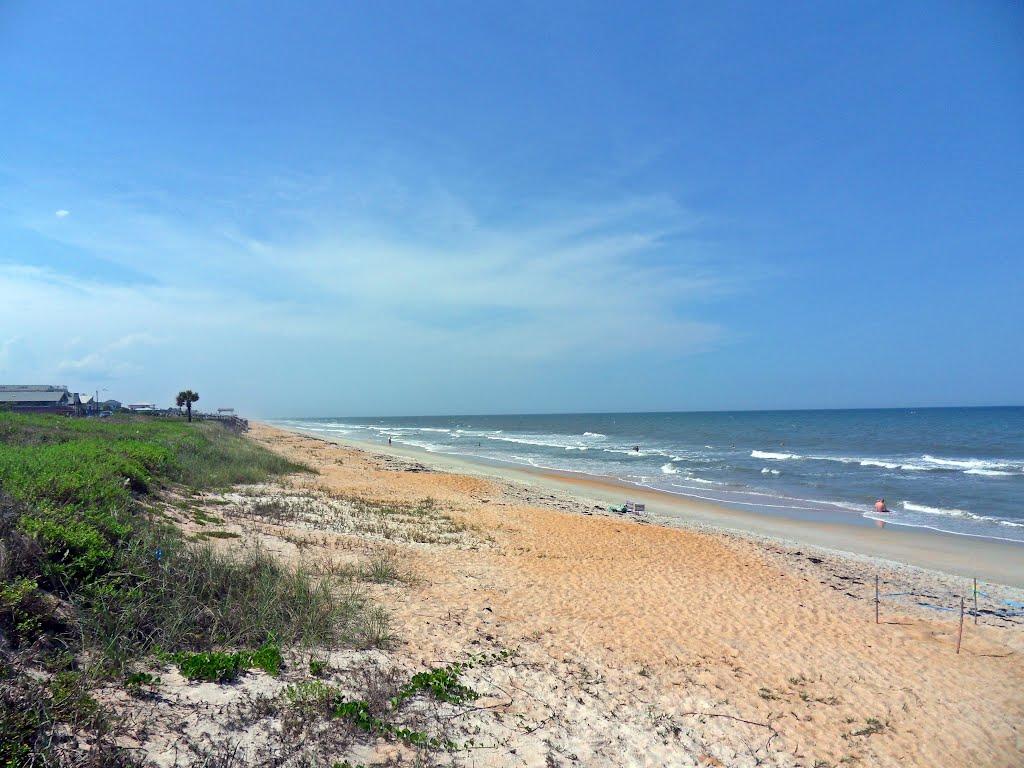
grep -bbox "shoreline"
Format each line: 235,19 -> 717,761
271,423 -> 1024,588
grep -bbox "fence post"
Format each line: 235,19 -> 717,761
973,578 -> 978,626
956,596 -> 965,654
875,575 -> 880,624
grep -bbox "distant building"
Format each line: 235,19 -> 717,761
0,385 -> 81,415
125,402 -> 158,412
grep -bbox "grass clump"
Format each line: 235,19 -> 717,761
361,551 -> 403,583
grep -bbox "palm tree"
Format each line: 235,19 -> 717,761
176,390 -> 200,422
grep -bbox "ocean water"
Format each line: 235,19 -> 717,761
272,408 -> 1024,543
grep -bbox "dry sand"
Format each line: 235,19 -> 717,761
112,423 -> 1024,767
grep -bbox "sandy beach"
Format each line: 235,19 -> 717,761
315,429 -> 1024,589
184,421 -> 1024,767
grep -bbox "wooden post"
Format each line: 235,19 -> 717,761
956,596 -> 965,654
875,575 -> 880,624
973,578 -> 978,626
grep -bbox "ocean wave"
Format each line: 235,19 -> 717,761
899,501 -> 1024,528
901,501 -> 970,518
583,432 -> 606,438
484,433 -> 590,449
760,468 -> 780,475
755,450 -> 1021,476
603,448 -> 654,458
660,462 -> 679,474
857,459 -> 901,469
920,454 -> 1020,472
751,450 -> 798,460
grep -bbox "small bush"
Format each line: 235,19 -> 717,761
174,640 -> 283,683
248,640 -> 284,676
124,671 -> 161,697
176,650 -> 247,683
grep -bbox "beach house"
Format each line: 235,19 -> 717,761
0,385 -> 82,415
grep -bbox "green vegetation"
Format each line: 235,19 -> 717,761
0,413 -> 336,765
284,659 -> 484,752
392,662 -> 480,707
124,671 -> 161,697
283,649 -> 514,756
174,640 -> 284,682
0,412 -> 483,765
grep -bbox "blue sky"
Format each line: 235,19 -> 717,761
1,1 -> 1022,416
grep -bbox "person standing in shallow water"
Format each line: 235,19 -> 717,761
875,498 -> 890,514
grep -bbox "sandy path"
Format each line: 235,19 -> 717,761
250,424 -> 1024,767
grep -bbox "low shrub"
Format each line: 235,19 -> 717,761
174,640 -> 283,683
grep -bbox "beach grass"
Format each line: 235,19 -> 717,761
0,412 -> 385,766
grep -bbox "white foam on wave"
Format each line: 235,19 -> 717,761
901,501 -> 969,518
760,467 -> 780,475
688,476 -> 723,485
486,433 -> 593,450
660,462 -> 679,475
770,451 -> 1020,475
920,454 -> 1020,472
857,459 -> 901,469
900,501 -> 1024,528
583,432 -> 606,438
390,437 -> 442,452
751,450 -> 799,460
604,448 -> 653,458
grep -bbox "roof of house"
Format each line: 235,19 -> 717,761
0,389 -> 69,403
0,384 -> 68,392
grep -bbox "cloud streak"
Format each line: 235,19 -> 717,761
2,173 -> 742,410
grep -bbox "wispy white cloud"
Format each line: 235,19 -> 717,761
1,174 -> 743,409
57,332 -> 166,378
54,209 -> 70,218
